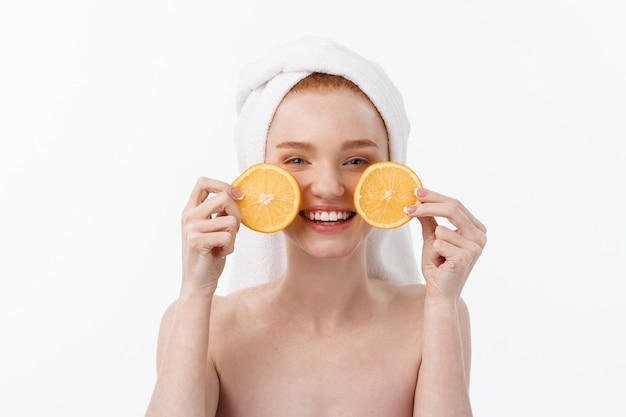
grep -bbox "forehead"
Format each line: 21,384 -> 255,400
267,86 -> 388,148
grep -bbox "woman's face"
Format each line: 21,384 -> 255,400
265,86 -> 389,259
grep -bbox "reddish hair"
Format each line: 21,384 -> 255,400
289,73 -> 364,95
288,73 -> 387,135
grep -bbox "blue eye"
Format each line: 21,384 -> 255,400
286,157 -> 307,165
346,158 -> 368,165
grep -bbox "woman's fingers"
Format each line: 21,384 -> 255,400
433,225 -> 484,260
182,177 -> 243,234
182,189 -> 242,257
414,188 -> 486,234
405,188 -> 486,297
180,177 -> 244,288
417,215 -> 438,242
183,190 -> 242,228
184,215 -> 240,236
185,229 -> 237,257
408,188 -> 487,249
184,176 -> 242,211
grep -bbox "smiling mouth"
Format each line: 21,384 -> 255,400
300,210 -> 356,225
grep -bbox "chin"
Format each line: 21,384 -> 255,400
282,220 -> 371,260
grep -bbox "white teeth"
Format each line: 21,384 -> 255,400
305,211 -> 352,222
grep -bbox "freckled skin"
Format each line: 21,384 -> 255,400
147,86 -> 483,417
209,89 -> 424,416
209,280 -> 425,417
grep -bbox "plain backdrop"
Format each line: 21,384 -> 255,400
1,1 -> 625,415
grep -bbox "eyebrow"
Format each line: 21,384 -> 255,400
274,139 -> 379,151
340,139 -> 379,151
275,141 -> 314,151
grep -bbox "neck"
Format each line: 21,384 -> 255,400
274,242 -> 375,333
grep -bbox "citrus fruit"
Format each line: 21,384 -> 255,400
353,161 -> 423,229
231,163 -> 301,233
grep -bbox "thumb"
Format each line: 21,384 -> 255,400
417,216 -> 438,242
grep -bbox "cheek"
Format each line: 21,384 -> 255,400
347,171 -> 363,194
288,172 -> 309,194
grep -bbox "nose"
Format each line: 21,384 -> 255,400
308,165 -> 345,199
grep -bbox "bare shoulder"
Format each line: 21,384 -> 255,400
368,280 -> 470,328
373,280 -> 470,309
371,280 -> 427,311
208,283 -> 277,338
156,285 -> 269,347
211,283 -> 272,316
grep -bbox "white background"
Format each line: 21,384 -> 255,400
1,1 -> 625,416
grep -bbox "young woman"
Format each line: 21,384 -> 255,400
146,37 -> 487,417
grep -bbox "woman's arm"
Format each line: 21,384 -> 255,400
407,188 -> 486,417
414,295 -> 472,416
145,177 -> 243,417
146,294 -> 219,417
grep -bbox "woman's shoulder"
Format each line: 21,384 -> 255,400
372,279 -> 427,302
210,281 -> 277,326
213,280 -> 275,304
367,280 -> 428,326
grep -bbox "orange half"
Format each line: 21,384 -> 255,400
231,163 -> 301,233
354,161 -> 422,229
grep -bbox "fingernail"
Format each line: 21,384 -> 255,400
404,206 -> 417,215
231,188 -> 244,201
414,187 -> 426,199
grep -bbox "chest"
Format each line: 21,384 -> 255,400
214,323 -> 420,417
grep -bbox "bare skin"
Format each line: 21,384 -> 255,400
146,87 -> 486,417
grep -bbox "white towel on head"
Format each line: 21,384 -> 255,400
228,36 -> 421,293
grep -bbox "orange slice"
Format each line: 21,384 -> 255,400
231,163 -> 301,233
354,161 -> 423,229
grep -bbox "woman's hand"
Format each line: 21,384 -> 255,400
405,188 -> 487,301
180,177 -> 243,295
